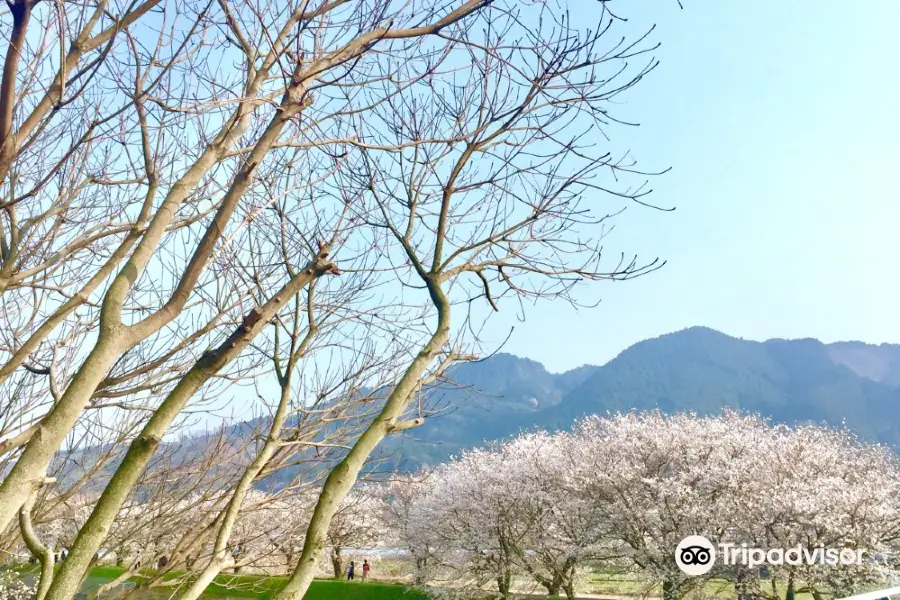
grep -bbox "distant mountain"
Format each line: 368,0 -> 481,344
370,354 -> 600,469
374,327 -> 900,469
827,341 -> 900,387
58,328 -> 900,486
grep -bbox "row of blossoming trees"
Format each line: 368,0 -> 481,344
12,485 -> 385,584
4,411 -> 900,600
384,412 -> 900,600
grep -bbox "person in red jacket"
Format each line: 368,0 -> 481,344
362,560 -> 370,582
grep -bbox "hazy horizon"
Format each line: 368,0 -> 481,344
491,325 -> 899,375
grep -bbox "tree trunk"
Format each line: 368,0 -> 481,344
497,571 -> 512,599
0,0 -> 34,188
285,550 -> 295,572
331,548 -> 343,580
414,557 -> 427,585
663,580 -> 678,600
561,557 -> 577,600
735,567 -> 747,600
161,349 -> 307,600
19,493 -> 55,600
0,18 -> 270,534
41,251 -> 333,600
539,571 -> 564,597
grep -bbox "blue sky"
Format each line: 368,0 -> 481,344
480,0 -> 900,372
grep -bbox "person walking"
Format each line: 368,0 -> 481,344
346,561 -> 355,581
362,560 -> 370,582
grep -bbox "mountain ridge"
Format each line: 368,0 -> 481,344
375,326 -> 900,469
59,327 -> 899,485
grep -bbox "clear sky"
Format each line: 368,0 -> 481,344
479,0 -> 900,373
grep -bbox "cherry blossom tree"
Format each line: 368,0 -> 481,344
499,432 -> 617,599
569,412 -> 900,600
727,423 -> 900,600
399,433 -> 614,599
324,487 -> 387,579
382,474 -> 441,585
401,412 -> 900,600
567,412 -> 763,600
407,447 -> 529,598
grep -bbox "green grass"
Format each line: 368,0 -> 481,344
203,574 -> 513,600
88,566 -> 136,580
9,562 -> 829,600
204,576 -> 426,600
77,566 -> 426,600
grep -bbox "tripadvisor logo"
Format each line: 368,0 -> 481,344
676,535 -> 717,576
675,535 -> 867,576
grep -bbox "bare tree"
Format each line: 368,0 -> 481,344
0,1 -> 666,600
273,4 -> 663,599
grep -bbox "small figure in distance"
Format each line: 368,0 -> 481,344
346,561 -> 355,581
362,560 -> 370,582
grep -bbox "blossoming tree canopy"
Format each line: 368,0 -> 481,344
394,412 -> 900,600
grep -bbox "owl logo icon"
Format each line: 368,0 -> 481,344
675,535 -> 716,576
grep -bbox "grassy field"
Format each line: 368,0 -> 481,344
11,563 -> 829,600
201,572 -> 426,600
15,566 -> 427,600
